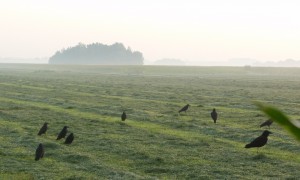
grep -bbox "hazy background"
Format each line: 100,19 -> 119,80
0,0 -> 300,66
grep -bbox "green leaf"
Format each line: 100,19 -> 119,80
255,102 -> 300,141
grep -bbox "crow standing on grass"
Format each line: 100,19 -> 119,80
64,133 -> 74,144
260,119 -> 273,128
38,122 -> 48,135
211,108 -> 218,123
35,143 -> 44,161
178,104 -> 190,113
121,111 -> 127,121
245,130 -> 272,150
56,126 -> 68,140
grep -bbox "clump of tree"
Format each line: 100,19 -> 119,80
49,42 -> 144,65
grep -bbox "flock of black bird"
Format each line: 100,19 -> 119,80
35,124 -> 74,161
35,104 -> 273,161
177,104 -> 274,151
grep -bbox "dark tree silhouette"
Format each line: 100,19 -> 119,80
49,42 -> 144,65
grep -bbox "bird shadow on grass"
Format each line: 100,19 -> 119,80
177,114 -> 190,118
251,153 -> 268,161
43,142 -> 61,150
116,121 -> 130,127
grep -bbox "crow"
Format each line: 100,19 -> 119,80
64,133 -> 74,144
38,122 -> 48,135
178,104 -> 190,113
121,111 -> 126,121
35,143 -> 44,161
245,130 -> 272,149
211,108 -> 218,123
56,126 -> 68,140
260,119 -> 273,128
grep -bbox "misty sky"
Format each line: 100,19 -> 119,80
0,0 -> 300,64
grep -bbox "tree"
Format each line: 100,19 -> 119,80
49,42 -> 144,65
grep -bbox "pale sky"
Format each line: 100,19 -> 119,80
0,0 -> 300,64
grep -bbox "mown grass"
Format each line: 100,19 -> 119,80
1,64 -> 300,179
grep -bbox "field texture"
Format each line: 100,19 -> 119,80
0,64 -> 300,179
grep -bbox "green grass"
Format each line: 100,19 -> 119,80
1,64 -> 300,179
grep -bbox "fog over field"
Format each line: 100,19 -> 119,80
1,1 -> 300,66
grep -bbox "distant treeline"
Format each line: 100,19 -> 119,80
48,43 -> 144,65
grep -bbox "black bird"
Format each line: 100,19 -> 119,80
211,108 -> 218,123
178,104 -> 190,113
56,126 -> 68,140
38,122 -> 48,135
260,119 -> 273,128
121,111 -> 126,121
35,143 -> 44,161
64,133 -> 74,144
245,130 -> 272,149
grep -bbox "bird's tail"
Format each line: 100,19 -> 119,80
245,144 -> 251,148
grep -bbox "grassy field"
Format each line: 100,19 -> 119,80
1,64 -> 300,179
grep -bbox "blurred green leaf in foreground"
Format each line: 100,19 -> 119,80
256,102 -> 300,142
